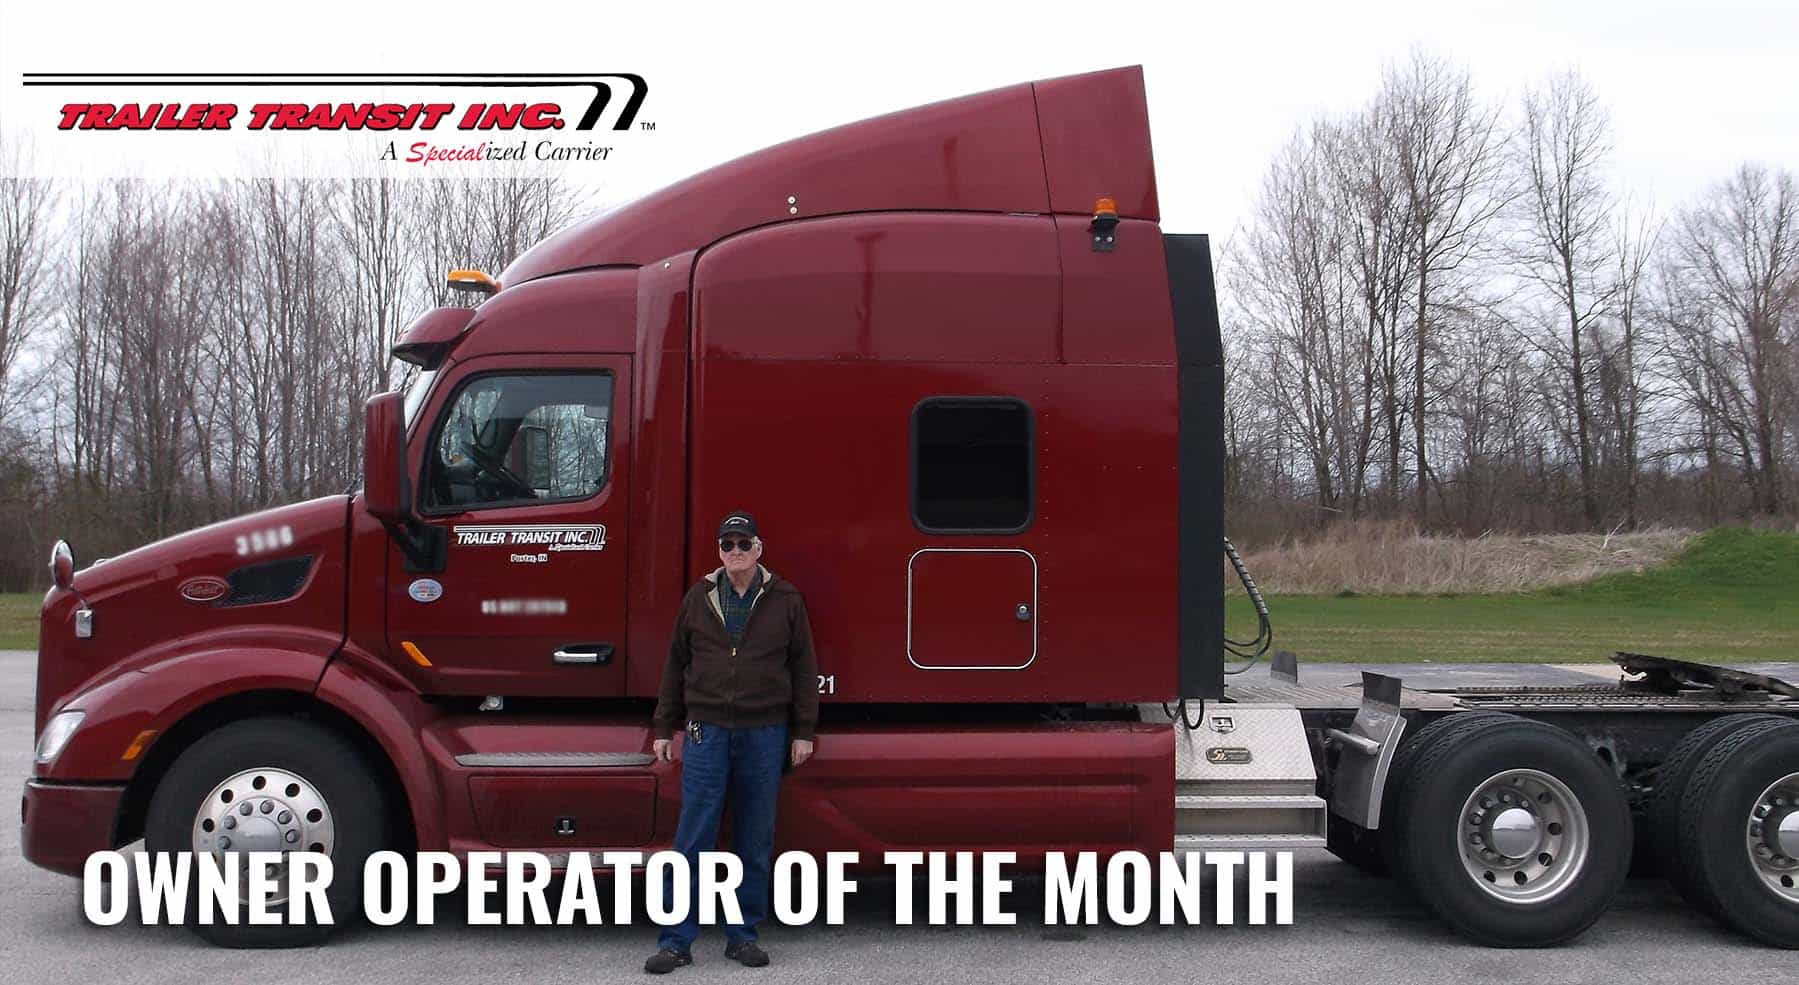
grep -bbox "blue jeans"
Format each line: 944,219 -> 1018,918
658,722 -> 788,952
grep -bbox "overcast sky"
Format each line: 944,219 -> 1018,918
3,0 -> 1795,244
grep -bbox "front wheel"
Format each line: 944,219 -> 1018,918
144,716 -> 389,947
1390,715 -> 1631,947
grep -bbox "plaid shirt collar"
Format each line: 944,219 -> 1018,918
717,568 -> 764,640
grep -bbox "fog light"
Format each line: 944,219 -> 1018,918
35,711 -> 85,766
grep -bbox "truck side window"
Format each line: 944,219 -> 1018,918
422,372 -> 613,512
911,397 -> 1033,534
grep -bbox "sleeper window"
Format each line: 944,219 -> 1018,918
911,397 -> 1033,533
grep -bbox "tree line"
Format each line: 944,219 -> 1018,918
0,158 -> 588,591
1222,51 -> 1797,544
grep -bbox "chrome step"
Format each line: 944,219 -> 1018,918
1175,794 -> 1326,811
455,751 -> 655,768
1174,833 -> 1328,851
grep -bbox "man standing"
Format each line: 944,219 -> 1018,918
645,511 -> 819,974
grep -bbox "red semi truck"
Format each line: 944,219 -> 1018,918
22,66 -> 1799,950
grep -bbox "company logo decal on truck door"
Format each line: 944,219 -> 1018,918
452,524 -> 606,553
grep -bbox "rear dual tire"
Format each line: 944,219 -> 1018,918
1643,713 -> 1787,899
1673,718 -> 1799,948
1387,714 -> 1632,947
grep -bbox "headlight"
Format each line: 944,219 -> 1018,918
34,711 -> 85,765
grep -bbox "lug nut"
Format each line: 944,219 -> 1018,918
285,831 -> 299,844
223,816 -> 236,830
217,836 -> 231,850
277,811 -> 292,824
260,801 -> 273,814
239,802 -> 252,816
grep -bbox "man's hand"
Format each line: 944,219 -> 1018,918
653,738 -> 673,762
790,738 -> 814,768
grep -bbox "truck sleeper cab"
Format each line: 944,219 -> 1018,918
24,66 -> 1799,951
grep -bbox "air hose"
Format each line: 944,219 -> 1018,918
1165,537 -> 1275,729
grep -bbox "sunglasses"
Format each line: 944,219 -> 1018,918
718,538 -> 756,553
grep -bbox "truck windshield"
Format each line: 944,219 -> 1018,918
402,369 -> 439,428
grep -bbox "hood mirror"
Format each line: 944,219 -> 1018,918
49,541 -> 73,590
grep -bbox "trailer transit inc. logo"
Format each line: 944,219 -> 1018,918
22,73 -> 652,166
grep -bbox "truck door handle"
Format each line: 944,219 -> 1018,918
553,644 -> 615,666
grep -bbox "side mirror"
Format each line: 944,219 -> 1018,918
363,391 -> 410,524
49,540 -> 73,590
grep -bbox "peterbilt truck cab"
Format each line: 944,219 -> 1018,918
27,65 -> 1219,947
24,66 -> 1799,952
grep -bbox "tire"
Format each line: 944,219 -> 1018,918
1675,717 -> 1799,948
144,717 -> 389,947
1390,715 -> 1632,947
1369,711 -> 1516,875
1327,712 -> 1506,877
1643,714 -> 1786,895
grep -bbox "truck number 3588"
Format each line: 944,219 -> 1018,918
817,675 -> 835,695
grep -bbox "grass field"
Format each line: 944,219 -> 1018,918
1228,526 -> 1799,664
3,528 -> 1794,662
0,591 -> 38,650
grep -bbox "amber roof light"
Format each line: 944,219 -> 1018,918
447,269 -> 499,295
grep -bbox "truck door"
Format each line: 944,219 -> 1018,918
387,353 -> 630,696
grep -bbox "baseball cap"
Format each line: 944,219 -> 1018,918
716,511 -> 759,539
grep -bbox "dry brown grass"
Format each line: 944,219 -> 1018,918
1231,521 -> 1695,596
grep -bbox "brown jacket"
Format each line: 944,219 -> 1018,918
652,565 -> 819,741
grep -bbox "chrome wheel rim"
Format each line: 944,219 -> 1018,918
1747,770 -> 1799,904
191,767 -> 335,906
1458,768 -> 1589,904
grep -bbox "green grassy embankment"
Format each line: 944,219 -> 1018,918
0,591 -> 38,650
1228,527 -> 1799,664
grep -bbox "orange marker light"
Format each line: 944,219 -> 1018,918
401,640 -> 432,667
122,729 -> 157,762
446,269 -> 499,295
1093,197 -> 1118,217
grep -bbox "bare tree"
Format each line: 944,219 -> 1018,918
1594,201 -> 1660,527
1323,103 -> 1415,514
1238,129 -> 1367,522
1662,164 -> 1798,515
1513,69 -> 1615,527
0,137 -> 59,421
1385,50 -> 1509,526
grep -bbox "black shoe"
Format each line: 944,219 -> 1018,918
644,948 -> 692,974
724,941 -> 770,967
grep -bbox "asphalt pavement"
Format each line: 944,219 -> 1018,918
4,649 -> 1796,985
